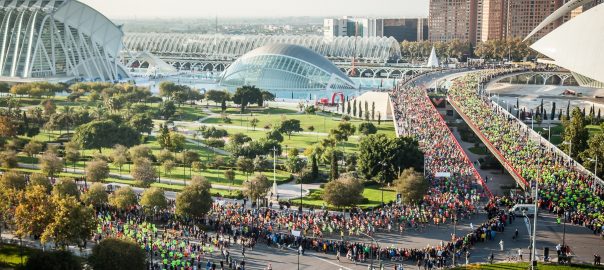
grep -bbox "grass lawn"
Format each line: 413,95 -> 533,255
454,263 -> 603,270
289,185 -> 397,210
0,244 -> 34,268
202,110 -> 393,135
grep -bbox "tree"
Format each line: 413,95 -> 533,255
41,195 -> 96,247
0,150 -> 18,168
129,145 -> 154,162
175,176 -> 213,218
52,178 -> 79,198
86,159 -> 110,182
25,250 -> 82,270
371,102 -> 376,121
329,150 -> 339,181
310,154 -> 319,180
266,129 -> 284,142
206,90 -> 230,105
322,176 -> 364,209
140,187 -> 167,214
260,91 -> 275,106
394,168 -> 428,204
72,120 -> 139,152
224,169 -> 236,187
82,182 -> 108,207
30,173 -> 52,193
132,158 -> 157,187
159,100 -> 177,119
128,113 -> 154,135
250,117 -> 259,130
237,156 -> 254,180
109,186 -> 137,210
242,173 -> 271,203
285,154 -> 306,174
111,144 -> 129,175
278,119 -> 303,139
346,101 -> 351,115
253,155 -> 270,172
0,170 -> 26,190
358,134 -> 423,185
192,161 -> 206,172
64,141 -> 80,171
23,140 -> 43,157
89,238 -> 146,270
358,122 -> 377,136
14,185 -> 55,238
39,151 -> 64,177
330,121 -> 356,143
162,159 -> 175,177
353,100 -> 357,117
232,85 -> 261,113
562,107 -> 589,158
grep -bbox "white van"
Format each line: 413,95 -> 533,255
510,204 -> 537,216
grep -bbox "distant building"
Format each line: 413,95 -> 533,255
324,17 -> 427,42
428,0 -> 478,43
428,0 -> 591,43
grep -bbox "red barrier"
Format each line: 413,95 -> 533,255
448,97 -> 529,189
424,95 -> 494,199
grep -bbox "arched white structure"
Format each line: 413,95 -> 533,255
123,33 -> 401,63
0,0 -> 127,81
525,0 -> 596,41
219,44 -> 357,91
531,3 -> 604,84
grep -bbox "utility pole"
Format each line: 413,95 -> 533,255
531,170 -> 539,270
272,146 -> 278,198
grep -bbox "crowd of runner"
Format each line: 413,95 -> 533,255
447,69 -> 604,237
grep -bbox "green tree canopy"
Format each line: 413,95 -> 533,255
175,176 -> 213,218
82,182 -> 109,207
52,178 -> 80,199
394,168 -> 428,204
89,238 -> 146,270
322,176 -> 364,209
140,187 -> 168,214
72,120 -> 139,152
86,159 -> 110,182
109,186 -> 137,210
278,119 -> 303,139
242,173 -> 271,203
358,134 -> 423,184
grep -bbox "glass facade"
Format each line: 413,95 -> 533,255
219,44 -> 357,91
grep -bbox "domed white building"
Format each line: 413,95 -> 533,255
219,44 -> 358,91
0,0 -> 128,81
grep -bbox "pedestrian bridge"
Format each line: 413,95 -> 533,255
447,72 -> 604,191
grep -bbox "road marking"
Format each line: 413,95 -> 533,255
286,247 -> 353,270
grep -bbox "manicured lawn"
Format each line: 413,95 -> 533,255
454,263 -> 603,270
289,186 -> 397,210
0,244 -> 34,268
202,111 -> 392,135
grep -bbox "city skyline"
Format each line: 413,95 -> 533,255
79,0 -> 430,19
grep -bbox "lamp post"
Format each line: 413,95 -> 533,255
452,209 -> 458,267
361,232 -> 379,270
588,157 -> 598,177
272,146 -> 278,202
531,170 -> 539,270
563,141 -> 572,159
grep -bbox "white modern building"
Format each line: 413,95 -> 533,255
323,17 -> 384,39
0,0 -> 128,82
530,0 -> 604,87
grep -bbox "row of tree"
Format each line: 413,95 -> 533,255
400,38 -> 533,61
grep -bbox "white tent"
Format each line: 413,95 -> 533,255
426,46 -> 440,68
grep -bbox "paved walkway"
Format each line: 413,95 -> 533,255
16,162 -> 312,200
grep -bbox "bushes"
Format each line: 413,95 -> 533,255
24,250 -> 81,270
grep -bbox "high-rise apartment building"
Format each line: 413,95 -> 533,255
428,0 -> 595,43
428,0 -> 478,43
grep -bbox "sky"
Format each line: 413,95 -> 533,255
80,0 -> 429,19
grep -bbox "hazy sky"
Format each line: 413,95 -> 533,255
80,0 -> 429,19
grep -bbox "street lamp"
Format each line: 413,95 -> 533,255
531,170 -> 540,270
562,141 -> 572,159
588,157 -> 598,177
361,232 -> 379,270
